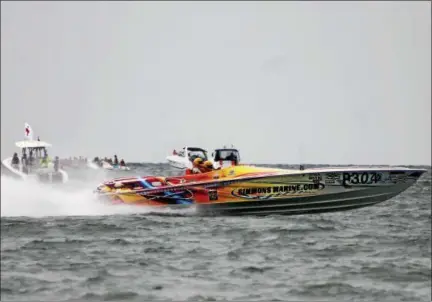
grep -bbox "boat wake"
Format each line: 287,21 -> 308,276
0,175 -> 194,218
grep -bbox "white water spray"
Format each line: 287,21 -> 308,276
0,174 -> 172,218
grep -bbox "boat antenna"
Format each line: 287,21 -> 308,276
298,144 -> 305,170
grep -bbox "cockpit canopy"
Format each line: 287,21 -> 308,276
213,149 -> 240,163
185,147 -> 208,162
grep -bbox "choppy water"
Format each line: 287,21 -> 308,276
1,164 -> 431,301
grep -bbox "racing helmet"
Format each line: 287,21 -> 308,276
193,157 -> 204,166
203,160 -> 213,168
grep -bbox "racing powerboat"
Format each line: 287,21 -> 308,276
94,164 -> 427,216
1,123 -> 68,184
166,146 -> 241,170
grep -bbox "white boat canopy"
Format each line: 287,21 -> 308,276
15,140 -> 52,149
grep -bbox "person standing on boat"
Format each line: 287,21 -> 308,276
113,155 -> 119,166
54,156 -> 60,172
21,150 -> 28,174
11,153 -> 19,169
40,153 -> 50,168
29,150 -> 34,167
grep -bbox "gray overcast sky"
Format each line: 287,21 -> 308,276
1,1 -> 430,165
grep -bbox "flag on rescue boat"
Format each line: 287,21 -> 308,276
24,122 -> 33,140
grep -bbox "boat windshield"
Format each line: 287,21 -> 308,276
188,150 -> 208,162
214,149 -> 240,162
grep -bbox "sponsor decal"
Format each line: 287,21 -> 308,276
208,189 -> 218,201
325,172 -> 340,184
308,173 -> 322,183
231,183 -> 325,200
388,172 -> 408,183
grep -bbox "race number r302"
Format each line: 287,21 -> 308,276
342,172 -> 381,185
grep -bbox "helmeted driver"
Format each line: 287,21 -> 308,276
185,157 -> 207,174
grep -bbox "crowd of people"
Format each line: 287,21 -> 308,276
11,152 -> 129,172
11,147 -> 232,176
11,148 -> 60,174
92,155 -> 126,167
59,156 -> 88,168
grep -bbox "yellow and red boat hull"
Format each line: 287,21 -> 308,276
95,165 -> 426,216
